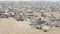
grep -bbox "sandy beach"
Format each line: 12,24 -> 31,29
0,17 -> 60,34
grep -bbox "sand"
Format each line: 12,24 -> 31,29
0,17 -> 60,34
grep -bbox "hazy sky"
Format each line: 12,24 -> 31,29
0,0 -> 60,1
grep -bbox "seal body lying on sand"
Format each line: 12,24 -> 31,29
41,24 -> 50,32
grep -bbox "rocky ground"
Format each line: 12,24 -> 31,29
0,17 -> 60,34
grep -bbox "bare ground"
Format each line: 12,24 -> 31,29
0,17 -> 60,34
